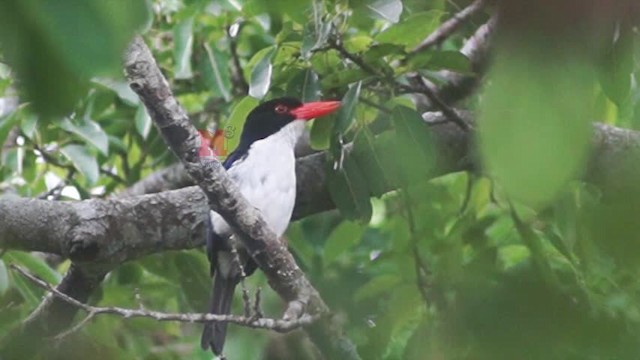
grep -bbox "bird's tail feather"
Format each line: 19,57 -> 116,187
201,275 -> 236,355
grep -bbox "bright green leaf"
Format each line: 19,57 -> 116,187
375,11 -> 444,48
61,144 -> 99,184
60,117 -> 109,156
310,114 -> 335,150
249,46 -> 276,99
225,97 -> 260,152
173,16 -> 194,79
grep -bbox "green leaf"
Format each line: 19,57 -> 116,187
9,271 -> 41,307
354,274 -> 402,302
0,107 -> 21,147
134,104 -> 152,139
61,144 -> 99,184
479,52 -> 593,207
20,113 -> 38,139
327,156 -> 372,222
365,0 -> 403,23
5,251 -> 61,285
0,0 -> 149,116
423,50 -> 471,73
0,260 -> 8,295
225,97 -> 260,152
392,106 -> 436,184
405,50 -> 471,74
352,131 -> 395,195
173,16 -> 194,79
249,46 -> 276,99
334,81 -> 362,135
321,69 -> 370,89
93,78 -> 140,106
599,25 -> 634,107
310,115 -> 336,150
202,43 -> 232,102
287,69 -> 320,102
375,11 -> 444,48
174,251 -> 210,311
323,221 -> 366,267
60,117 -> 109,156
302,19 -> 332,59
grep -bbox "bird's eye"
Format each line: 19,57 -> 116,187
274,104 -> 288,114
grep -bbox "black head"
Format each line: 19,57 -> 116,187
239,97 -> 303,145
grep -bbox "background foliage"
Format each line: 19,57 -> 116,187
1,0 -> 640,359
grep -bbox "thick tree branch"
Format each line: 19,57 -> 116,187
5,117 -> 640,258
123,36 -> 358,359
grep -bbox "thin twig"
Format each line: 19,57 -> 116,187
411,0 -> 487,54
228,22 -> 249,95
10,264 -> 324,334
406,75 -> 470,130
328,36 -> 470,131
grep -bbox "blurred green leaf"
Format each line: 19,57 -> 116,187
354,274 -> 401,302
9,271 -> 41,307
599,25 -> 634,107
61,144 -> 99,184
249,46 -> 276,99
0,0 -> 149,116
323,221 -> 366,267
5,251 -> 61,284
174,16 -> 194,80
375,11 -> 443,48
479,52 -> 593,207
327,156 -> 372,222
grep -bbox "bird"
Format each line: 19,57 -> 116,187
200,97 -> 340,356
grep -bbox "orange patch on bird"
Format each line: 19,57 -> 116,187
198,129 -> 228,159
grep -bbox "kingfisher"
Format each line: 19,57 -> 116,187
200,97 -> 340,356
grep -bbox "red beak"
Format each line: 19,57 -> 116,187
290,101 -> 341,120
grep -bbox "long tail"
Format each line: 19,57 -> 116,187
201,274 -> 237,355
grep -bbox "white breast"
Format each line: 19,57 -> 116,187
210,120 -> 305,238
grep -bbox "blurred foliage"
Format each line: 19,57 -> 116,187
0,0 -> 640,359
